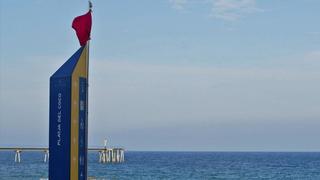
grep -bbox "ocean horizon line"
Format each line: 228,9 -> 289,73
1,147 -> 319,153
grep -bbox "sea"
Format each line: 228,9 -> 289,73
0,151 -> 320,179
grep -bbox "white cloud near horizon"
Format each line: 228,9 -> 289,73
169,0 -> 262,21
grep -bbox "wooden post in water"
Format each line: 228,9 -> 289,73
14,150 -> 21,163
44,150 -> 49,163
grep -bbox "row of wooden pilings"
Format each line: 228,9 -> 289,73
7,148 -> 124,163
98,148 -> 125,163
14,149 -> 49,163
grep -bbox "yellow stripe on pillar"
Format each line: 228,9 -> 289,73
70,44 -> 88,180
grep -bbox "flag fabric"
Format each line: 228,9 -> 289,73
72,11 -> 92,46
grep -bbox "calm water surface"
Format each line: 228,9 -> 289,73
0,152 -> 320,179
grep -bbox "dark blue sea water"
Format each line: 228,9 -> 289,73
0,151 -> 320,179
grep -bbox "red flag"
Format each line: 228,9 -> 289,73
72,11 -> 92,46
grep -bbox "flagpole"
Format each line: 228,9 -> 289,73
86,0 -> 92,119
87,1 -> 92,80
87,2 -> 91,110
85,1 -> 92,179
87,0 -> 92,81
86,0 -> 91,126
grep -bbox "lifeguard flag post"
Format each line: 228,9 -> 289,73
49,2 -> 92,180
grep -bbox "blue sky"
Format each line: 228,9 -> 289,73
0,0 -> 320,151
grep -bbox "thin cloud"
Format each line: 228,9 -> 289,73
169,0 -> 188,10
210,0 -> 262,21
169,0 -> 263,21
305,50 -> 320,62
